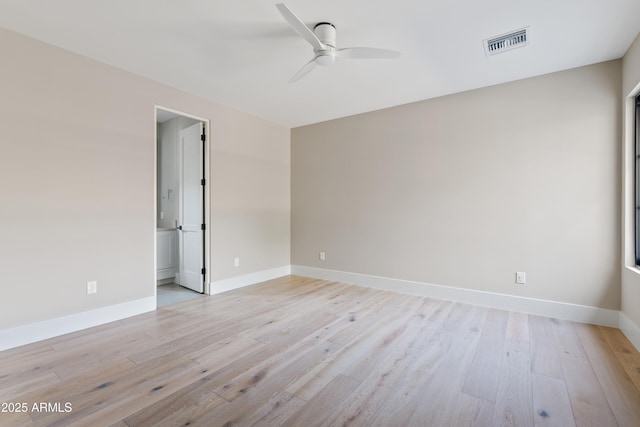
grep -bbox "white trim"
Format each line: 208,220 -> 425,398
291,265 -> 620,328
4,269 -> 633,353
625,265 -> 640,276
0,297 -> 156,352
620,312 -> 640,352
209,265 -> 292,295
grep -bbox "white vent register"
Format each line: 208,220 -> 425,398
484,27 -> 529,56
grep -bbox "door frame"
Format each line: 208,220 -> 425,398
154,105 -> 211,297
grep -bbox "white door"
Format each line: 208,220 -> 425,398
178,122 -> 204,293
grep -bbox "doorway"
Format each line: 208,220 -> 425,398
155,107 -> 210,305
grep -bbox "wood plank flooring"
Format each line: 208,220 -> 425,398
1,275 -> 639,426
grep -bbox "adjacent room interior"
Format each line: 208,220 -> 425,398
1,0 -> 640,425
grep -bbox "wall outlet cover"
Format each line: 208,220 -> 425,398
87,280 -> 97,294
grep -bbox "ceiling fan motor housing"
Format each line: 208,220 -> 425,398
314,22 -> 336,47
313,22 -> 336,65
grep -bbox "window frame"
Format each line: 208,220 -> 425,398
635,94 -> 640,265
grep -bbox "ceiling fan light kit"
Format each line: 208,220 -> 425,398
275,3 -> 400,82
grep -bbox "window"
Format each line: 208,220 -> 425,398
635,94 -> 640,265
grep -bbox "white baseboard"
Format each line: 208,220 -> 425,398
291,265 -> 620,328
0,297 -> 156,352
620,312 -> 640,352
4,268 -> 635,353
209,265 -> 292,295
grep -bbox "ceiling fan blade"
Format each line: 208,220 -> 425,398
336,47 -> 401,59
289,58 -> 317,83
276,3 -> 324,51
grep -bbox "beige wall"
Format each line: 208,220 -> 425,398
210,104 -> 291,279
292,60 -> 621,310
622,32 -> 640,327
0,28 -> 290,330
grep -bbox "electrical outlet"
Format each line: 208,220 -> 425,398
87,280 -> 97,294
319,251 -> 326,261
516,272 -> 526,284
234,257 -> 240,267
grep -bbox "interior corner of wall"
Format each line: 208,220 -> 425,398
620,311 -> 640,352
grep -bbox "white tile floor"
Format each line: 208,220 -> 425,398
157,283 -> 203,307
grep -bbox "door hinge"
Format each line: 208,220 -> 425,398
201,178 -> 206,186
201,224 -> 206,230
201,268 -> 206,275
201,131 -> 206,142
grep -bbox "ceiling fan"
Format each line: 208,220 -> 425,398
275,3 -> 401,83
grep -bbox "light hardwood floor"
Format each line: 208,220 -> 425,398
1,275 -> 639,426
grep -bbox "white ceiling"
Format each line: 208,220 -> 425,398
1,0 -> 639,128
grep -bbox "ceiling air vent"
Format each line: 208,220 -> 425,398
484,27 -> 529,56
